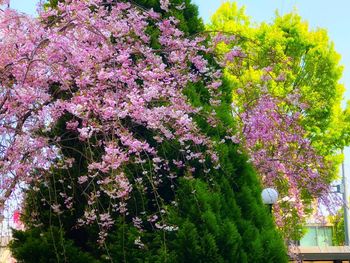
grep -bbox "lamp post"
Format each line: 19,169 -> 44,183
262,188 -> 278,213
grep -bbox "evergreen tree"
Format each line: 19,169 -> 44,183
9,1 -> 287,262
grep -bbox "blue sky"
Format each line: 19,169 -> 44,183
9,1 -> 38,14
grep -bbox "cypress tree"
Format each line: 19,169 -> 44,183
10,1 -> 287,262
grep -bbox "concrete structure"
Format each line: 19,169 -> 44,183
290,246 -> 350,262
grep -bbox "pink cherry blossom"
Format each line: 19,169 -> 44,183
0,0 -> 222,242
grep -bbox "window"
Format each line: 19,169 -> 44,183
300,226 -> 333,246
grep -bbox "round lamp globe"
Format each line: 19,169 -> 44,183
261,188 -> 278,205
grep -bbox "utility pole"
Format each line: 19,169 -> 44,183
342,150 -> 350,246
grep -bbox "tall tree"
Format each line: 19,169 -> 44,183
1,0 -> 288,262
209,2 -> 346,240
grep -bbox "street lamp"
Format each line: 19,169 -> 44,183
262,188 -> 278,213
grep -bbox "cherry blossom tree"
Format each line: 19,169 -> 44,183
0,0 -> 221,235
210,2 -> 345,240
2,0 -> 288,262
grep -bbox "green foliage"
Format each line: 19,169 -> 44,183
209,2 -> 346,180
129,0 -> 204,35
9,227 -> 98,263
329,208 -> 345,246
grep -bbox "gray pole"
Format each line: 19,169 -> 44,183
342,152 -> 350,246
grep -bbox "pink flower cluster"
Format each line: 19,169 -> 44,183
0,0 -> 221,241
237,93 -> 332,237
